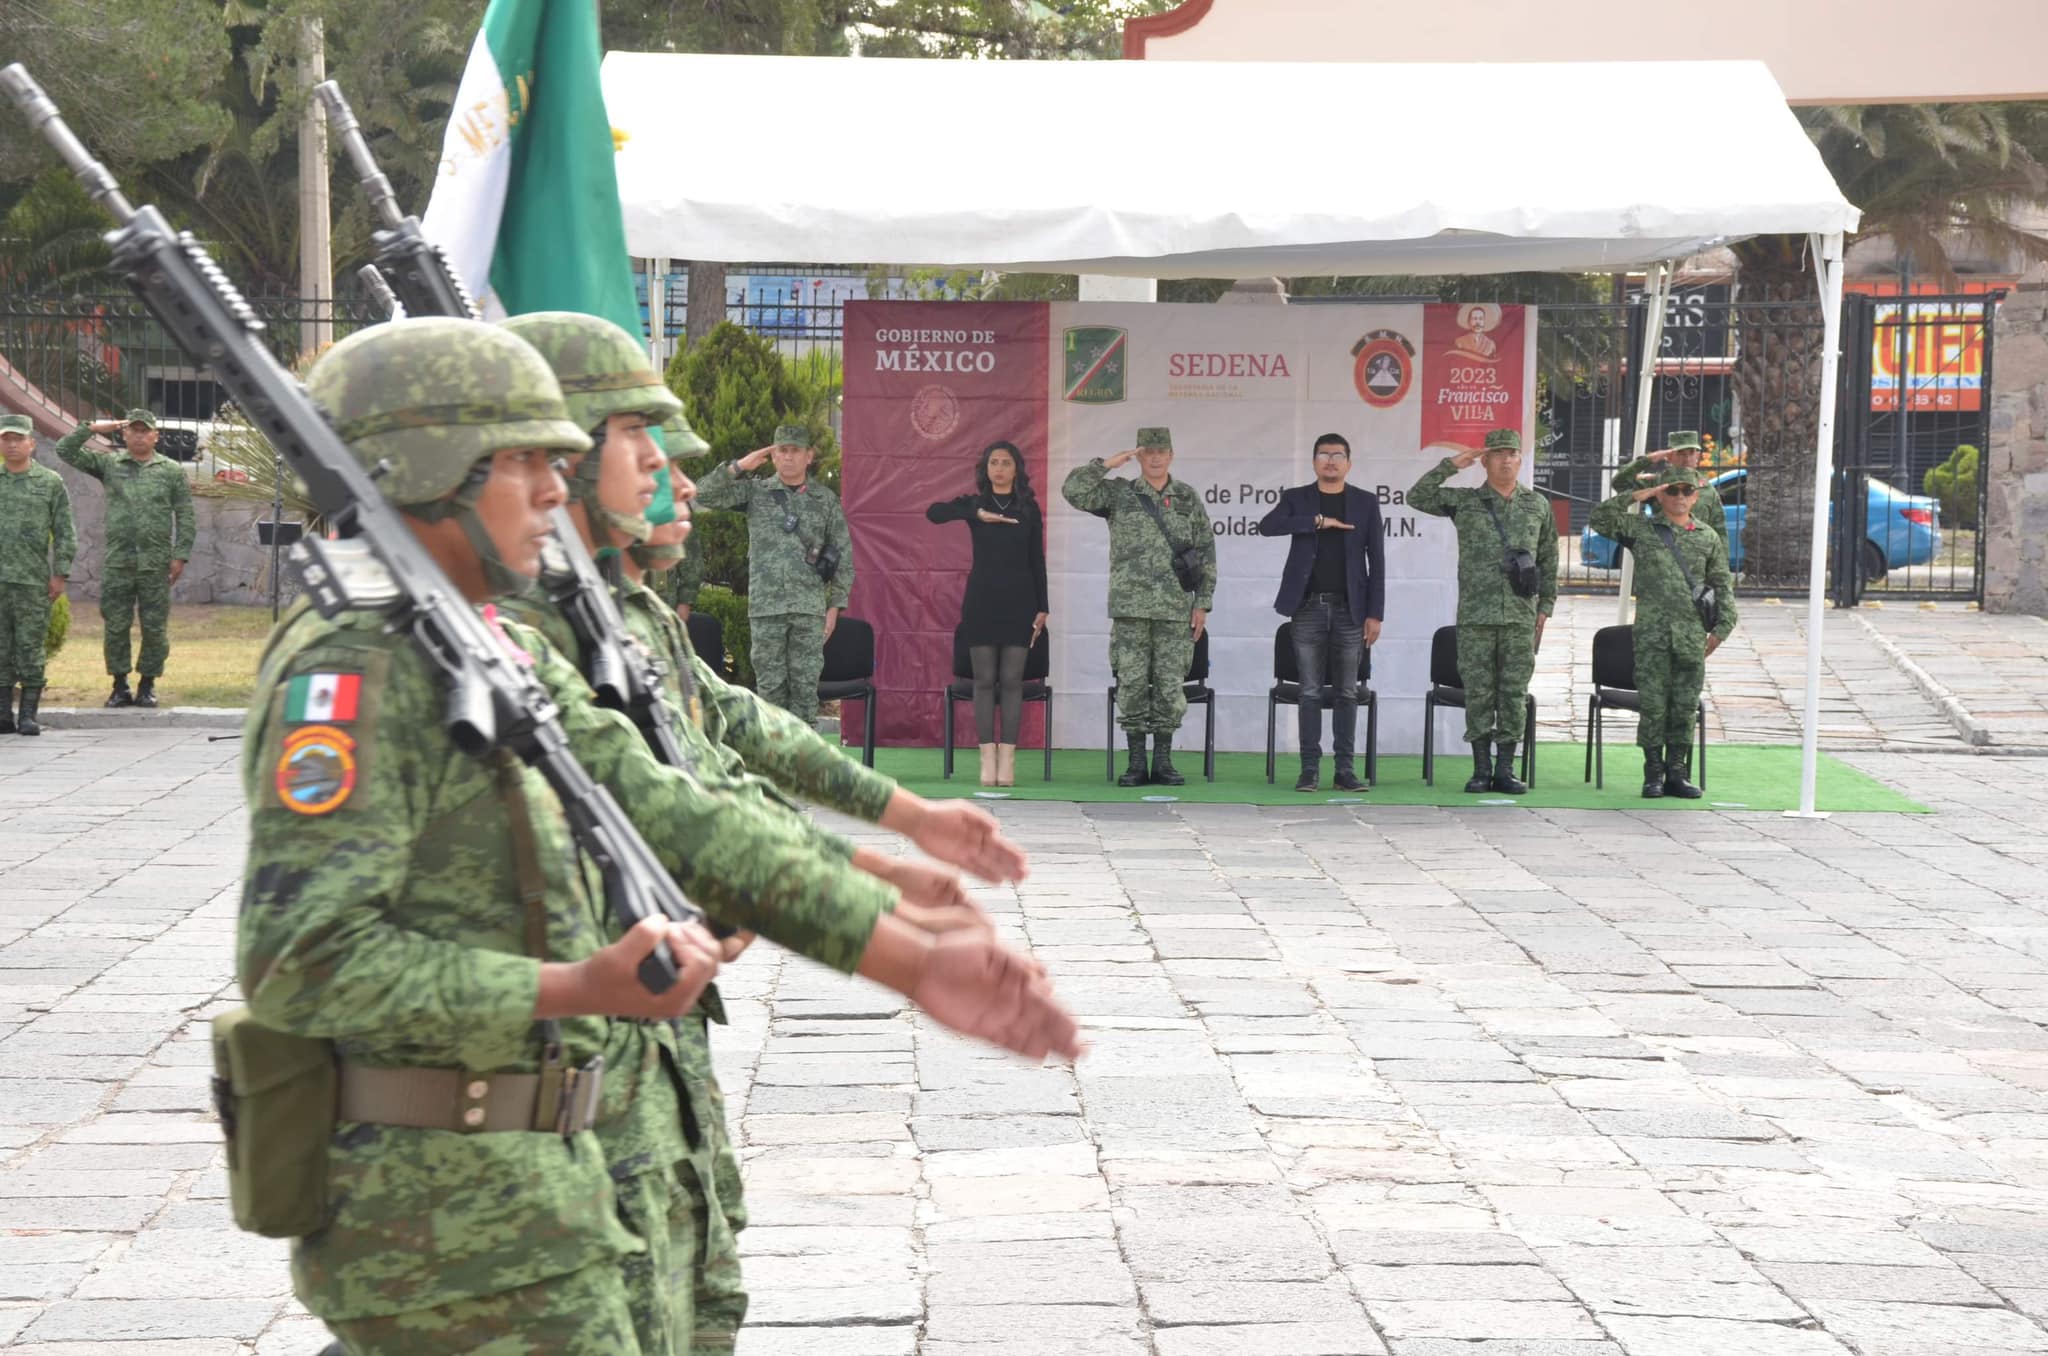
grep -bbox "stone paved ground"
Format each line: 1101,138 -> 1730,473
11,727 -> 2048,1354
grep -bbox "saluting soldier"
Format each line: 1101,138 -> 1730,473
54,408 -> 194,707
1589,465 -> 1738,798
0,413 -> 76,737
1409,429 -> 1558,795
1611,429 -> 1726,545
1063,427 -> 1216,788
241,319 -> 1079,1354
695,424 -> 852,726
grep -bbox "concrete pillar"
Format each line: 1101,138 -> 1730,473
1985,263 -> 2048,615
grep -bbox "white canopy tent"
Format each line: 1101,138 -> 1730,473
602,52 -> 1860,813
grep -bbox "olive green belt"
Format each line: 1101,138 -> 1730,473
337,1056 -> 606,1136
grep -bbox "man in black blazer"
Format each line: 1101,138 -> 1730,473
1258,433 -> 1386,792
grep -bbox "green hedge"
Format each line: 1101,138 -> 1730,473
1923,444 -> 1980,530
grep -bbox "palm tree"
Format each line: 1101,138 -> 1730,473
1735,102 -> 2048,587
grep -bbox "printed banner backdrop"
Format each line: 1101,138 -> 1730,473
842,301 -> 1536,755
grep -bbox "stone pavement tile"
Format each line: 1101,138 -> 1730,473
8,1345 -> 248,1355
0,1197 -> 160,1231
20,1297 -> 279,1342
1756,1261 -> 2002,1304
1331,1230 -> 1541,1267
1601,1315 -> 1851,1355
252,1313 -> 337,1354
1559,1273 -> 1807,1322
921,1301 -> 1146,1352
1390,1344 -> 1622,1356
1363,1299 -> 1607,1341
927,1173 -> 1108,1219
1796,1299 -> 2048,1348
1349,1264 -> 1573,1301
72,1228 -> 295,1300
926,1237 -> 1134,1307
1155,1320 -> 1388,1355
733,1326 -> 916,1356
1138,1276 -> 1365,1326
740,1281 -> 920,1326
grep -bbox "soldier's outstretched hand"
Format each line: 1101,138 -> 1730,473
911,932 -> 1083,1062
911,800 -> 1030,883
558,916 -> 722,1020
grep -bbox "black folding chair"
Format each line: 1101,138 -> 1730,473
1265,622 -> 1377,785
817,617 -> 877,767
1422,624 -> 1536,786
1104,630 -> 1216,782
941,626 -> 1053,781
1584,624 -> 1707,789
683,610 -> 728,682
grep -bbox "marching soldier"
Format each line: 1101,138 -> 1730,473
0,414 -> 76,737
1409,429 -> 1558,795
1589,466 -> 1737,798
1611,429 -> 1726,545
694,425 -> 852,726
651,414 -> 708,620
1063,427 -> 1216,788
54,408 -> 194,707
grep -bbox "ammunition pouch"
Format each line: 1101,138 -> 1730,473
212,1007 -> 337,1239
808,542 -> 841,583
1501,546 -> 1540,598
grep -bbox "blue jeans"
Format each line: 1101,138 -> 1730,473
1292,594 -> 1362,763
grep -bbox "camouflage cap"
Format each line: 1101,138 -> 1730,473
1136,427 -> 1172,450
1654,466 -> 1703,488
1668,429 -> 1704,452
306,318 -> 591,505
773,423 -> 811,449
124,408 -> 159,429
661,410 -> 710,460
0,413 -> 31,436
1483,429 -> 1522,453
498,312 -> 680,433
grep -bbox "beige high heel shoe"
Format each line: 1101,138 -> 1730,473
978,743 -> 998,786
996,744 -> 1017,787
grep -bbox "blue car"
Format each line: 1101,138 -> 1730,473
1579,468 -> 1942,579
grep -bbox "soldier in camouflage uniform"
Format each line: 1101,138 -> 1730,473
1590,466 -> 1737,798
1610,429 -> 1727,546
0,413 -> 75,737
1409,429 -> 1558,795
243,318 -> 1079,1354
55,408 -> 194,707
1063,427 -> 1216,787
695,425 -> 851,726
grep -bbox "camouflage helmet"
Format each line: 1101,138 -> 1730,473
499,312 -> 680,433
307,318 -> 590,504
660,410 -> 710,460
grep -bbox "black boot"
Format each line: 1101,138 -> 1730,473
106,676 -> 133,708
135,676 -> 158,708
1151,735 -> 1185,787
1332,755 -> 1365,793
16,688 -> 41,737
1294,755 -> 1320,793
1463,742 -> 1493,793
0,686 -> 14,735
1641,748 -> 1666,799
1491,742 -> 1528,795
1118,733 -> 1149,787
1663,744 -> 1702,799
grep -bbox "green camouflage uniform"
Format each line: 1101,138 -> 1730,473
1407,452 -> 1558,742
0,445 -> 76,691
1590,471 -> 1738,749
1610,430 -> 1727,546
654,544 -> 704,614
54,414 -> 194,678
694,429 -> 851,726
1061,444 -> 1216,736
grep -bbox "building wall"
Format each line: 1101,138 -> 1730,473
1985,268 -> 2048,615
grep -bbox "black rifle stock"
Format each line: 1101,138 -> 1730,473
0,62 -> 699,992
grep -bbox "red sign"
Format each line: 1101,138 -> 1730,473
1868,302 -> 1986,413
1420,303 -> 1528,452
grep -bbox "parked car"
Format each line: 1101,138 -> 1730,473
1579,468 -> 1941,579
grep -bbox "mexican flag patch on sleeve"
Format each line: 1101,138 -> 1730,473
284,671 -> 363,724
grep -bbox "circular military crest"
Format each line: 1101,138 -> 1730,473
275,725 -> 359,816
1352,330 -> 1414,408
910,384 -> 961,441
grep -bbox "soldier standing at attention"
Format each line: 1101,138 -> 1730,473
1590,466 -> 1737,798
54,408 -> 194,707
694,425 -> 852,726
0,414 -> 76,737
1611,429 -> 1727,546
1409,429 -> 1558,795
1063,427 -> 1216,788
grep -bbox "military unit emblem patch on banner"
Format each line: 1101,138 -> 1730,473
1352,329 -> 1415,408
1064,326 -> 1128,404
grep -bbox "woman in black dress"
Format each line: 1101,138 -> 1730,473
926,440 -> 1049,786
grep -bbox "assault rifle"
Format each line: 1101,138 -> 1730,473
322,78 -> 691,771
0,63 -> 700,992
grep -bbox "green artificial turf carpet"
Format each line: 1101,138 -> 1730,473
863,744 -> 1927,813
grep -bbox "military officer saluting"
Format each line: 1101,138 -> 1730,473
0,413 -> 76,737
695,424 -> 852,727
1612,429 -> 1726,546
1409,429 -> 1558,795
1063,427 -> 1216,788
1590,465 -> 1737,798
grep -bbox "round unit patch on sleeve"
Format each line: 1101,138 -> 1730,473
275,725 -> 359,815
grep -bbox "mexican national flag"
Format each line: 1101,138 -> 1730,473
421,0 -> 643,338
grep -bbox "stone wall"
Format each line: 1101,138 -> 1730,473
1986,269 -> 2048,616
40,449 -> 301,608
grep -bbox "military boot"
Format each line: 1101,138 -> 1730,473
1463,742 -> 1493,793
15,688 -> 41,737
1118,733 -> 1149,788
0,687 -> 14,734
135,676 -> 159,708
1663,744 -> 1703,799
1491,742 -> 1528,795
1294,755 -> 1320,793
1641,748 -> 1666,799
1151,735 -> 1186,787
106,676 -> 133,708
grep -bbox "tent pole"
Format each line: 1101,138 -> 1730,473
1790,231 -> 1845,819
646,256 -> 669,369
1617,261 -> 1671,624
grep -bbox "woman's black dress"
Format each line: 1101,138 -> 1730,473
925,493 -> 1049,648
